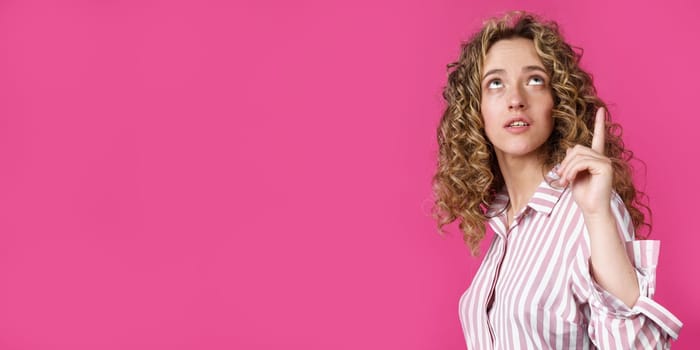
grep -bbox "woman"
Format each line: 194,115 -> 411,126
432,11 -> 682,348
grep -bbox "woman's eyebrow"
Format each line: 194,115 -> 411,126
483,65 -> 548,82
523,65 -> 548,74
482,69 -> 504,82
523,66 -> 549,76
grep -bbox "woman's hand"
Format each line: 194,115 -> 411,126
559,107 -> 640,308
556,107 -> 613,216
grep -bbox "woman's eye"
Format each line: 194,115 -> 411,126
487,80 -> 503,89
528,76 -> 545,86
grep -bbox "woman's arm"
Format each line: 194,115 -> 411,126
560,107 -> 682,346
557,106 -> 638,306
569,192 -> 682,347
583,209 -> 639,307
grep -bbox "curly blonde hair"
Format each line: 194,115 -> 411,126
432,11 -> 651,255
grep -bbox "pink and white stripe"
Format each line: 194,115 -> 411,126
459,168 -> 682,349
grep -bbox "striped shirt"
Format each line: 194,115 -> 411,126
459,167 -> 683,349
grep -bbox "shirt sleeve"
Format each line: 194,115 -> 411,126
579,192 -> 683,348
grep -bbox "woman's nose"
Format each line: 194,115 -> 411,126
508,87 -> 526,110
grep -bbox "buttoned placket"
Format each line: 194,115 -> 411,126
484,206 -> 531,347
469,168 -> 566,348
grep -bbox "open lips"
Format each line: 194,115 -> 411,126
504,117 -> 532,128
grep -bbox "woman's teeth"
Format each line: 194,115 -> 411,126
509,121 -> 529,127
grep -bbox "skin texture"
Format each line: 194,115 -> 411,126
480,38 -> 554,225
482,38 -> 640,307
481,38 -> 554,164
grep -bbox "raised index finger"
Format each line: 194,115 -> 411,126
591,107 -> 606,154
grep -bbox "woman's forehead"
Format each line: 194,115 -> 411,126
483,38 -> 545,72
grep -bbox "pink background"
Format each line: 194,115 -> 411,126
1,0 -> 697,348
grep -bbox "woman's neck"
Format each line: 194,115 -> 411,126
496,152 -> 547,217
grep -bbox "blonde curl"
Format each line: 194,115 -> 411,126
432,11 -> 651,255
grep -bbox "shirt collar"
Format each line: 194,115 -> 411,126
484,165 -> 567,218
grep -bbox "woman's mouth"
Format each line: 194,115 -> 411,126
503,117 -> 532,134
508,121 -> 529,127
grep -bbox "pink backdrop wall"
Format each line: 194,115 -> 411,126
1,0 -> 697,348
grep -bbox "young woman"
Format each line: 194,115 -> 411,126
432,11 -> 682,348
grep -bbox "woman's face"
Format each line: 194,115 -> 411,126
480,37 -> 554,162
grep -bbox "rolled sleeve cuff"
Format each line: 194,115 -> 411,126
625,240 -> 659,297
589,239 -> 683,340
591,282 -> 682,339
